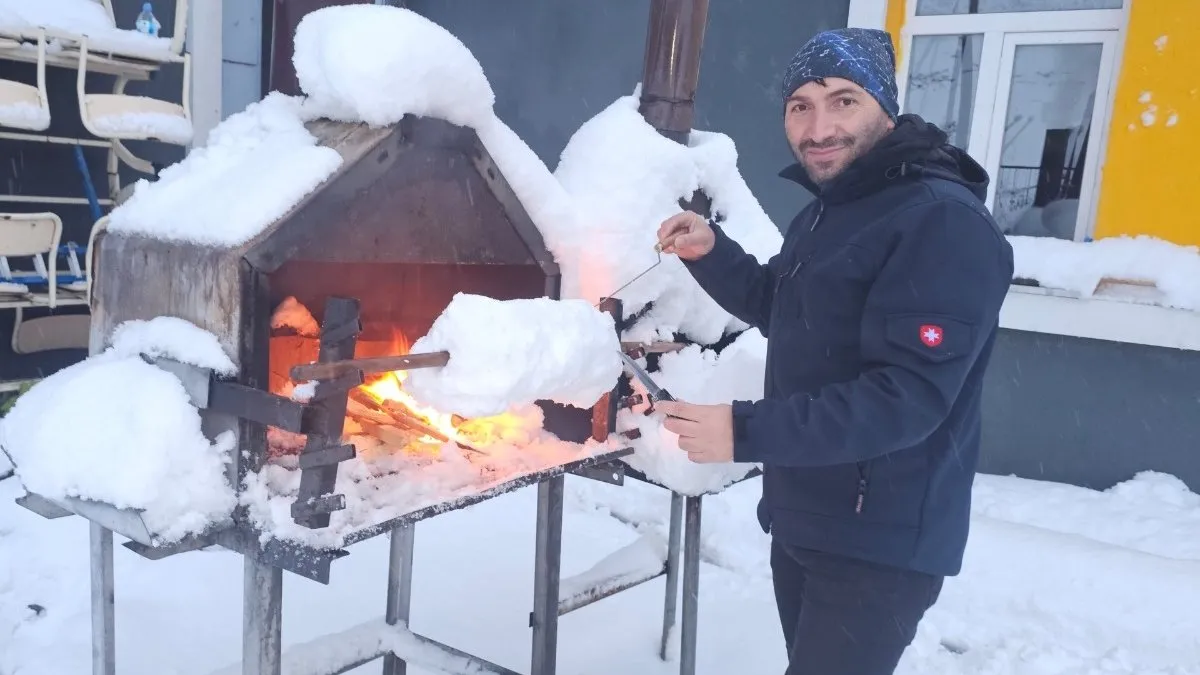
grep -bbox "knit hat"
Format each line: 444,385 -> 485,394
781,28 -> 900,120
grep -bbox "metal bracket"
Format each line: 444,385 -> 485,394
16,492 -> 74,519
568,459 -> 626,486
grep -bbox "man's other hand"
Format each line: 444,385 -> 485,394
657,211 -> 715,261
656,401 -> 734,463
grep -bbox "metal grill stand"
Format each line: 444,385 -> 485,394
76,461 -> 626,675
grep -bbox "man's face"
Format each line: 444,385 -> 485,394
784,77 -> 895,185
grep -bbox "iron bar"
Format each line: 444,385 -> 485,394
557,565 -> 667,616
680,496 -> 703,675
90,523 -> 115,675
243,557 -> 284,675
660,492 -> 684,661
382,525 -> 416,675
289,351 -> 449,382
530,476 -> 565,675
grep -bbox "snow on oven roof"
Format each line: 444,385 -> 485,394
0,0 -> 174,59
104,4 -> 497,249
0,317 -> 238,543
105,92 -> 344,247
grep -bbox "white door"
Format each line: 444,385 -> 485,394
982,31 -> 1119,241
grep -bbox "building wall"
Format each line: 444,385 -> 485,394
406,0 -> 851,232
982,330 -> 1200,493
1092,1 -> 1198,245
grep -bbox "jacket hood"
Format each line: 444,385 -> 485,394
780,114 -> 990,204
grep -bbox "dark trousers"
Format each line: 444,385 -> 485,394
770,539 -> 944,675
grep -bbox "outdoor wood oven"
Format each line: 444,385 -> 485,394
85,113 -> 628,561
22,112 -> 632,675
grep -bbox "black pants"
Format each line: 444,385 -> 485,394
770,539 -> 944,675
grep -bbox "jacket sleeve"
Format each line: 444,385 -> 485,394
682,222 -> 780,333
729,200 -> 1014,467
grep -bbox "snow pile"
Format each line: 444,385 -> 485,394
619,331 -> 764,495
0,102 -> 50,131
90,110 -> 194,145
972,471 -> 1200,560
0,318 -> 237,542
1010,234 -> 1200,310
108,315 -> 237,375
293,4 -> 494,130
242,404 -> 616,547
106,92 -> 343,247
405,293 -> 621,417
0,0 -> 174,58
271,296 -> 320,336
553,91 -> 783,344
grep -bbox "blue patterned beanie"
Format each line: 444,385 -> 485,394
781,28 -> 900,120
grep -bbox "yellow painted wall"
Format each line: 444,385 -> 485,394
1093,1 -> 1200,246
885,0 -> 906,64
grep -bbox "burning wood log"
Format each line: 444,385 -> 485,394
347,389 -> 488,457
290,351 -> 450,382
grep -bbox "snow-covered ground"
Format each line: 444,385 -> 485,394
2,470 -> 1198,675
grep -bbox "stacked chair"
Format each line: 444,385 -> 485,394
0,0 -> 188,363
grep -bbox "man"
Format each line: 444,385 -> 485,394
654,27 -> 1014,675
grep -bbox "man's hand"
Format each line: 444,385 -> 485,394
657,211 -> 715,261
655,401 -> 734,463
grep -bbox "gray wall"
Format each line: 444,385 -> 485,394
219,0 -> 265,119
407,0 -> 851,231
981,330 -> 1200,492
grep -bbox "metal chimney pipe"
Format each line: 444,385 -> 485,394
637,0 -> 711,144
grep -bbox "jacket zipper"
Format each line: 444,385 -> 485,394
855,462 -> 870,514
780,201 -> 825,283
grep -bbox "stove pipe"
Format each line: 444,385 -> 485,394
637,0 -> 711,144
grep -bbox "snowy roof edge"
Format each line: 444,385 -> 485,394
234,120 -> 395,255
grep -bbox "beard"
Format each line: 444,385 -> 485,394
793,114 -> 893,186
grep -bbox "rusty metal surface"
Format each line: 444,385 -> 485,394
246,117 -> 552,273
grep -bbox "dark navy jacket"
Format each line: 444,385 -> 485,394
684,116 -> 1013,577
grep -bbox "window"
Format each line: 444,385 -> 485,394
904,34 -> 983,148
897,2 -> 1124,241
916,0 -> 1122,15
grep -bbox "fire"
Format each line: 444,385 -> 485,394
360,371 -> 459,444
267,326 -> 526,459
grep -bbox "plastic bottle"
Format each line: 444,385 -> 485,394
135,2 -> 161,37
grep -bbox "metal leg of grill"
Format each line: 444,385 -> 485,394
680,495 -> 702,675
382,525 -> 416,675
90,523 -> 115,675
530,475 -> 565,675
659,492 -> 684,660
243,556 -> 283,675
